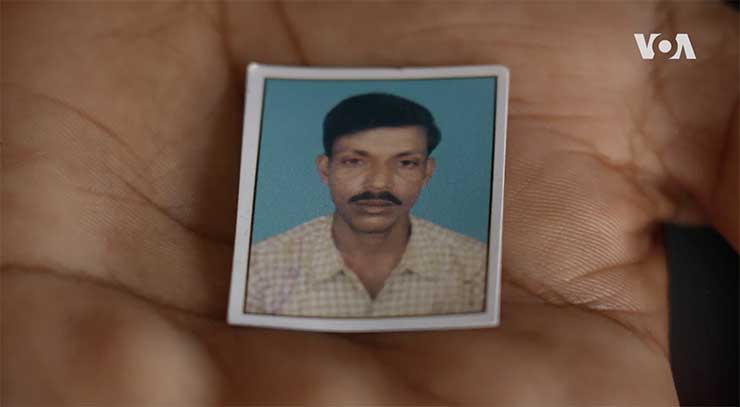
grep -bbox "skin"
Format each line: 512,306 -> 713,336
2,2 -> 737,405
316,126 -> 435,296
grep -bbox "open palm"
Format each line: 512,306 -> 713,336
4,2 -> 737,404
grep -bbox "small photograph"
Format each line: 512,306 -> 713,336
228,64 -> 508,332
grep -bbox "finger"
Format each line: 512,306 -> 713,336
708,103 -> 738,250
635,3 -> 738,249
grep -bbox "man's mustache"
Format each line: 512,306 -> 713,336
348,191 -> 402,206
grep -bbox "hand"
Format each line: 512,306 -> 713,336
3,2 -> 737,404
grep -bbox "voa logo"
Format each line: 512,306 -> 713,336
634,33 -> 696,60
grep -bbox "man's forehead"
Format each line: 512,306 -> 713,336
332,126 -> 428,154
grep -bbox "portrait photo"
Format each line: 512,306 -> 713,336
228,64 -> 508,332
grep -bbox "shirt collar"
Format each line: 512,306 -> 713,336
398,216 -> 447,279
308,215 -> 346,283
308,214 -> 446,284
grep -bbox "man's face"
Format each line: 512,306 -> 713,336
317,126 -> 436,234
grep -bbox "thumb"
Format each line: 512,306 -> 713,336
707,103 -> 738,251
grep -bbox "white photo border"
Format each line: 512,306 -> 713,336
227,63 -> 509,332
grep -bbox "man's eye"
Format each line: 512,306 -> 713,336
400,160 -> 420,168
341,158 -> 363,166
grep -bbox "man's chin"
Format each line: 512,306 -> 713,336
347,215 -> 397,234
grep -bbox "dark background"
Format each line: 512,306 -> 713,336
666,225 -> 738,406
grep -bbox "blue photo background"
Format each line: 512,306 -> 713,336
251,77 -> 496,243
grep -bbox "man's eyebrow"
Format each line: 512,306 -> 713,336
335,150 -> 424,157
395,151 -> 424,158
337,149 -> 368,156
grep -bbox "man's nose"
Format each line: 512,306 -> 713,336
366,163 -> 393,191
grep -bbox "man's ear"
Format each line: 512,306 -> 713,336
423,157 -> 436,185
316,154 -> 330,184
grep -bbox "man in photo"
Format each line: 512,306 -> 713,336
246,93 -> 487,317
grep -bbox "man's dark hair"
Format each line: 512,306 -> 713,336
322,93 -> 441,156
